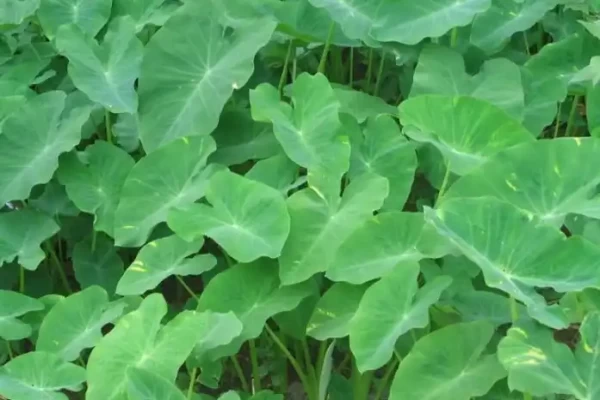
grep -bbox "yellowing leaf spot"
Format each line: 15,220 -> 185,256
148,241 -> 158,248
182,137 -> 189,145
121,225 -> 136,230
574,137 -> 582,146
505,180 -> 518,191
130,261 -> 146,272
553,165 -> 561,176
583,340 -> 594,353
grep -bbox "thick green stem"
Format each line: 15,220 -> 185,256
19,267 -> 25,293
45,241 -> 71,294
278,41 -> 293,97
351,359 -> 373,400
249,339 -> 262,392
315,340 -> 328,378
510,296 -> 519,323
566,95 -> 580,137
302,338 -> 317,385
450,27 -> 458,48
373,51 -> 385,96
187,368 -> 198,399
230,355 -> 250,393
105,110 -> 113,144
318,22 -> 335,74
373,359 -> 399,400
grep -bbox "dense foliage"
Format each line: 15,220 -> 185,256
1,0 -> 600,399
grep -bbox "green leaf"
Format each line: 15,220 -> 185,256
86,294 -> 216,400
449,291 -> 522,327
113,0 -> 177,31
410,45 -> 525,119
188,311 -> 243,368
471,0 -> 559,53
112,113 -> 140,152
0,351 -> 86,400
29,181 -> 79,218
334,87 -> 398,122
307,0 -> 491,44
55,17 -> 143,114
0,209 -> 59,271
0,92 -> 91,205
37,286 -> 125,361
279,173 -> 389,285
116,235 -> 215,296
138,4 -> 276,152
245,155 -> 299,192
389,322 -> 507,400
126,368 -> 186,400
399,95 -> 534,175
219,392 -> 240,400
498,312 -> 600,399
251,73 -> 350,201
197,260 -> 312,359
58,141 -> 135,237
168,170 -> 290,263
350,262 -> 451,371
0,290 -> 43,341
114,136 -> 217,247
349,116 -> 417,210
327,212 -> 448,284
37,0 -> 112,39
72,235 -> 124,295
307,283 -> 368,340
0,0 -> 39,25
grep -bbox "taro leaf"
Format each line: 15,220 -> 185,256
250,73 -> 350,201
470,0 -> 559,54
279,173 -> 389,285
86,294 -> 217,400
307,0 -> 491,44
273,281 -> 320,340
219,393 -> 241,400
29,181 -> 79,218
72,235 -> 124,295
0,209 -> 59,271
0,91 -> 91,205
113,0 -> 176,31
389,321 -> 506,400
410,45 -> 525,120
348,116 -> 417,210
37,0 -> 112,39
116,235 -> 215,296
307,283 -> 368,340
55,17 -> 143,114
126,368 -> 186,400
0,0 -> 39,25
444,138 -> 600,222
449,291 -> 522,327
138,4 -> 276,152
327,212 -> 449,284
498,312 -> 600,399
572,56 -> 600,87
424,197 -> 600,328
188,311 -> 243,368
334,87 -> 398,122
58,141 -> 135,237
0,351 -> 86,400
168,170 -> 290,263
349,262 -> 451,372
37,286 -> 125,361
245,155 -> 299,192
114,136 -> 217,247
197,260 -> 312,359
0,290 -> 43,341
399,95 -> 534,176
112,113 -> 140,153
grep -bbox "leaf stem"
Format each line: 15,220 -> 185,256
301,338 -> 317,384
351,358 -> 373,400
523,31 -> 531,56
349,47 -> 354,87
249,339 -> 261,392
450,27 -> 458,48
19,267 -> 25,293
278,41 -> 293,97
5,341 -> 13,360
510,296 -> 519,323
373,50 -> 386,96
373,359 -> 399,400
176,275 -> 198,301
566,95 -> 580,137
318,22 -> 335,74
91,230 -> 97,253
436,162 -> 452,205
230,355 -> 251,393
366,48 -> 374,89
45,241 -> 71,294
553,101 -> 563,138
187,367 -> 198,399
105,110 -> 113,144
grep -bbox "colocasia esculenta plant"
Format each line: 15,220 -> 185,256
1,0 -> 600,399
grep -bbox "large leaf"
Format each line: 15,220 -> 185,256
279,173 -> 389,285
188,312 -> 243,367
0,209 -> 59,271
86,294 -> 217,400
72,235 -> 124,295
126,368 -> 186,400
349,263 -> 451,372
498,312 -> 600,399
390,321 -> 507,400
0,0 -> 39,25
138,4 -> 276,152
0,290 -> 43,341
55,17 -> 143,114
116,235 -> 215,296
113,0 -> 178,31
58,141 -> 134,237
399,95 -> 534,175
113,136 -> 217,247
307,0 -> 491,44
0,352 -> 86,400
37,286 -> 125,361
197,260 -> 312,359
168,170 -> 290,263
0,92 -> 90,205
37,0 -> 112,39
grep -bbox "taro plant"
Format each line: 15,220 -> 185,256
1,0 -> 600,399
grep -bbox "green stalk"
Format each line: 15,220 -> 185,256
566,95 -> 580,137
45,241 -> 71,294
230,355 -> 251,393
351,358 -> 373,400
19,267 -> 25,293
5,341 -> 13,360
187,368 -> 198,399
373,359 -> 399,400
523,31 -> 531,56
91,230 -> 97,252
553,101 -> 563,138
315,340 -> 328,378
373,50 -> 386,96
510,296 -> 519,323
302,338 -> 317,385
278,41 -> 293,97
450,27 -> 458,48
292,55 -> 298,82
249,339 -> 262,392
105,110 -> 113,144
349,47 -> 354,87
318,22 -> 335,74
436,162 -> 452,205
366,48 -> 374,89
176,276 -> 198,305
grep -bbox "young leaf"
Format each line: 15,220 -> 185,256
349,263 -> 451,372
37,286 -> 125,361
126,368 -> 186,400
138,4 -> 276,152
0,209 -> 59,271
0,91 -> 91,205
113,136 -> 217,247
72,235 -> 124,295
188,311 -> 243,368
37,0 -> 112,39
334,87 -> 398,122
168,170 -> 290,263
116,235 -> 215,296
389,322 -> 507,400
0,290 -> 43,341
58,141 -> 135,237
55,17 -> 143,114
0,351 -> 86,400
